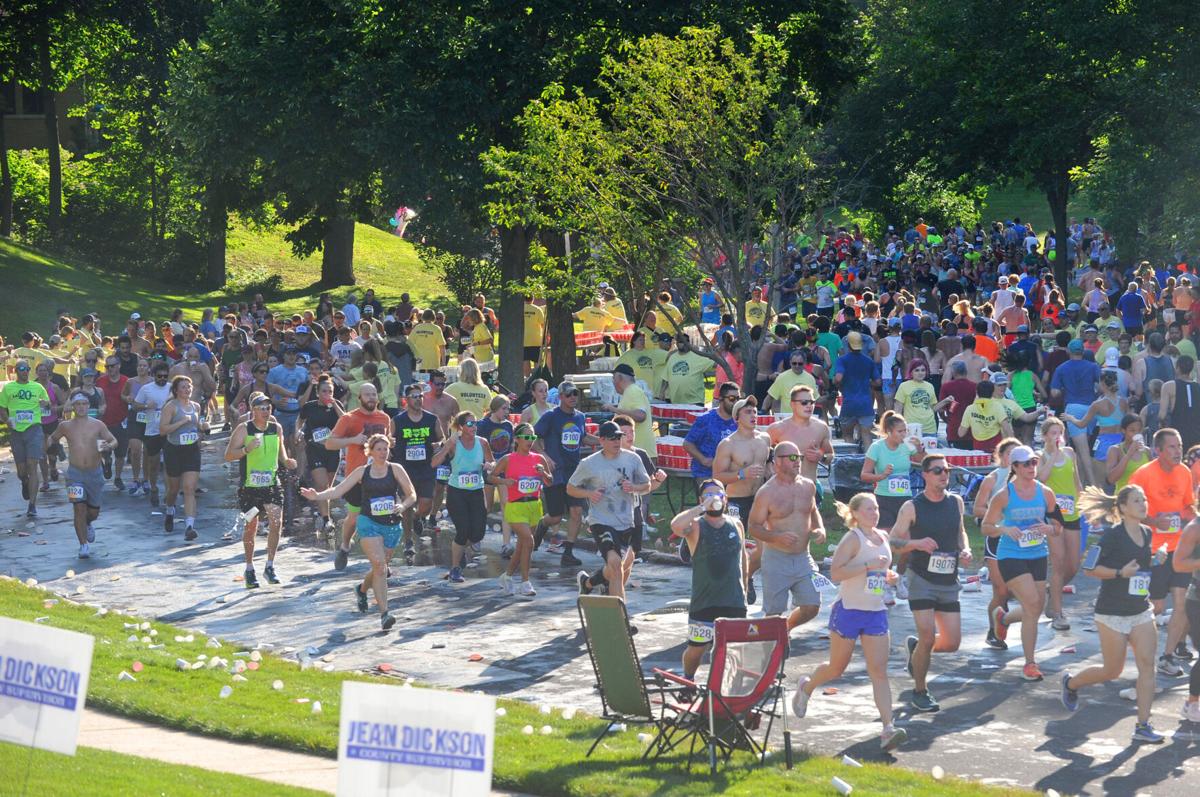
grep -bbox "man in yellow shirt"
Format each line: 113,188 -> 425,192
602,364 -> 655,453
408,309 -> 446,371
523,296 -> 545,376
745,285 -> 771,329
616,331 -> 668,391
661,334 -> 714,406
655,292 -> 684,335
764,351 -> 818,412
601,285 -> 627,325
575,298 -> 618,334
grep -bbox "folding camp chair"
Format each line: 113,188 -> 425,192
648,616 -> 792,774
577,595 -> 669,757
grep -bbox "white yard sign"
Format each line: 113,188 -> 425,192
0,617 -> 95,756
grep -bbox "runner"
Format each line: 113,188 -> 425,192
670,478 -> 748,678
392,383 -> 442,558
889,453 -> 971,712
1105,415 -> 1151,491
44,393 -> 117,557
791,493 -> 906,752
571,420 -> 651,604
97,354 -> 129,491
1061,485 -> 1164,744
132,361 -> 173,507
302,434 -> 416,629
160,375 -> 207,540
861,410 -> 924,536
296,374 -> 345,532
430,411 -> 494,584
713,396 -> 771,603
682,381 -> 739,490
532,380 -> 596,568
613,413 -> 667,592
1037,416 -> 1084,630
747,441 -> 825,633
519,378 -> 551,427
121,357 -> 153,496
767,383 -> 834,483
224,393 -> 297,587
489,423 -> 552,597
477,395 -> 514,556
423,370 -> 460,526
327,383 -> 394,571
1174,516 -> 1200,722
33,361 -> 64,493
973,438 -> 1021,649
983,445 -> 1064,682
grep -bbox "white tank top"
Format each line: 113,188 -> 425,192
837,526 -> 892,611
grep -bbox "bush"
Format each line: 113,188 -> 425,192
225,264 -> 285,299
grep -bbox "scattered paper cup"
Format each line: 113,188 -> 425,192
232,674 -> 248,682
272,680 -> 284,691
118,671 -> 136,682
932,765 -> 945,780
561,708 -> 576,720
832,776 -> 853,795
219,685 -> 233,699
842,755 -> 862,768
540,725 -> 552,735
175,658 -> 190,670
522,725 -> 534,735
312,701 -> 323,714
637,732 -> 652,743
495,708 -> 506,717
539,704 -> 551,715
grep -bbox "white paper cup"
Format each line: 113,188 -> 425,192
832,776 -> 853,795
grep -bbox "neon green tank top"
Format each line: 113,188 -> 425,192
1044,452 -> 1079,522
242,421 -> 281,488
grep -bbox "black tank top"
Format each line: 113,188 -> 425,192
1170,379 -> 1200,449
909,491 -> 964,585
360,465 -> 400,525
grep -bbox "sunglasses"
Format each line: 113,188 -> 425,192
777,453 -> 802,462
15,366 -> 30,372
1015,460 -> 1038,467
405,392 -> 423,399
790,361 -> 805,367
516,434 -> 538,441
431,381 -> 446,387
721,395 -> 738,402
561,390 -> 580,398
792,398 -> 814,406
252,403 -> 271,410
924,466 -> 948,476
461,420 -> 477,428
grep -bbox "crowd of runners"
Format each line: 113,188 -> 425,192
3,216 -> 1200,749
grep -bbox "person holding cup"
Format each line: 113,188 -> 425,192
861,410 -> 925,601
44,393 -> 117,559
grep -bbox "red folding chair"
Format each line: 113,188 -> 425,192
647,616 -> 793,774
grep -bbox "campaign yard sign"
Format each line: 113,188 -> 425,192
338,681 -> 495,797
0,617 -> 95,756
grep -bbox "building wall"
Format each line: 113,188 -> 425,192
2,80 -> 88,153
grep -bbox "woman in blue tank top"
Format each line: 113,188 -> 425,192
982,445 -> 1064,683
1061,370 -> 1127,465
431,411 -> 494,584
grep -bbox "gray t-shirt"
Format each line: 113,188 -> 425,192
568,449 -> 649,530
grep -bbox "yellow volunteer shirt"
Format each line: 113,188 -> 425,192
656,303 -> 684,334
664,350 -> 714,405
963,398 -> 1009,441
616,347 -> 668,390
408,322 -> 446,369
746,299 -> 770,328
471,323 -> 494,363
605,297 -> 628,324
767,369 -> 818,405
445,381 -> 494,420
523,303 -> 545,347
617,382 -> 655,452
576,306 -> 616,333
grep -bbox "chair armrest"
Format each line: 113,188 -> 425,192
653,668 -> 697,688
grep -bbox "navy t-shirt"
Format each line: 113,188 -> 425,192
1116,292 -> 1147,327
535,407 -> 587,484
834,352 -> 876,417
1050,359 -> 1100,406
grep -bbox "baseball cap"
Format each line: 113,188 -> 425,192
1104,348 -> 1119,367
558,380 -> 579,397
613,363 -> 635,378
597,421 -> 622,439
250,392 -> 272,407
1016,324 -> 1029,333
129,312 -> 141,321
846,331 -> 863,351
1009,445 -> 1037,464
81,368 -> 99,377
656,332 -> 673,343
732,397 -> 757,417
1066,303 -> 1080,312
294,325 -> 310,334
1105,319 -> 1121,329
888,318 -> 902,328
1068,340 -> 1084,353
990,371 -> 1008,386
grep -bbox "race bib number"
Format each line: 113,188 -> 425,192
517,477 -> 541,494
178,431 -> 199,445
435,465 -> 451,482
13,410 -> 34,425
136,411 -> 148,423
148,410 -> 161,425
688,622 -> 715,645
369,496 -> 396,515
455,472 -> 482,489
927,552 -> 957,575
561,429 -> 581,447
248,470 -> 274,488
865,570 -> 886,595
1165,513 -> 1182,534
1056,494 -> 1075,515
886,475 -> 910,494
1017,528 -> 1044,548
87,409 -> 99,418
67,484 -> 85,502
810,573 -> 836,592
405,444 -> 427,462
1128,571 -> 1151,597
311,427 -> 330,443
727,503 -> 740,518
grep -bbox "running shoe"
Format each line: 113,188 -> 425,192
86,524 -> 96,543
128,481 -> 140,496
264,565 -> 279,584
561,552 -> 582,567
102,458 -> 112,480
1132,722 -> 1165,744
985,629 -> 1009,651
164,511 -> 174,533
532,520 -> 548,550
40,482 -> 50,493
1021,662 -> 1044,682
448,566 -> 465,583
78,543 -> 90,559
791,676 -> 811,719
334,547 -> 349,571
991,606 -> 1009,642
1157,655 -> 1184,677
1051,615 -> 1071,631
471,541 -> 482,553
244,569 -> 260,589
113,476 -> 124,492
1181,700 -> 1200,723
519,580 -> 536,597
185,525 -> 198,541
354,584 -> 369,612
323,517 -> 336,534
26,504 -> 37,518
905,635 -> 918,676
500,542 -> 514,559
1175,642 -> 1195,661
880,724 -> 907,751
498,572 -> 514,595
381,612 -> 396,631
910,690 -> 940,712
577,571 -> 592,595
1060,672 -> 1079,712
149,489 -> 160,507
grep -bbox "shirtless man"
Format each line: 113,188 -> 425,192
767,384 -> 833,484
945,335 -> 989,383
712,396 -> 772,603
747,440 -> 826,632
423,370 -> 460,524
46,394 -> 117,559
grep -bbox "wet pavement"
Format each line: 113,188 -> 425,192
2,436 -> 1199,795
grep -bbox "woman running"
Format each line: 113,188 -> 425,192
489,423 -> 551,597
1060,485 -> 1164,743
792,493 -> 906,751
1061,370 -> 1127,469
430,411 -> 494,584
1105,415 -> 1150,491
983,445 -> 1063,682
296,375 -> 345,532
1037,417 -> 1084,630
519,378 -> 552,426
477,395 -> 514,556
159,374 -> 206,540
975,438 -> 1022,648
861,410 -> 924,601
34,361 -> 65,489
301,434 -> 416,630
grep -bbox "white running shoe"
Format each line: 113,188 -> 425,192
498,572 -> 515,595
1182,701 -> 1200,723
519,580 -> 536,597
791,676 -> 811,718
78,543 -> 90,559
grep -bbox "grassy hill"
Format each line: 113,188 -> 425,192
1,223 -> 448,340
978,184 -> 1097,233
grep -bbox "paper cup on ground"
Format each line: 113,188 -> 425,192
832,776 -> 853,795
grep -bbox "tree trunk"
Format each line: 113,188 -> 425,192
321,216 -> 356,286
39,21 -> 62,237
1045,172 -> 1070,293
205,183 -> 227,288
0,107 -> 12,237
497,225 -> 529,391
540,230 -> 577,380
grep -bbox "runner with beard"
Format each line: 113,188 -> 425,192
328,383 -> 394,571
423,370 -> 460,526
97,353 -> 129,492
713,396 -> 771,603
296,375 -> 345,533
392,383 -> 443,560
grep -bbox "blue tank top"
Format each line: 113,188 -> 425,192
1095,397 -> 1123,428
996,480 -> 1049,560
449,437 -> 485,491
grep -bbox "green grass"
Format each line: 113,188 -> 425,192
0,578 -> 1023,796
0,743 -> 325,797
0,223 -> 447,341
978,184 -> 1097,234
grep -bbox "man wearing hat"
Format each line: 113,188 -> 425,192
45,392 -> 117,558
267,346 -> 307,437
569,420 -> 651,604
1050,340 -> 1101,483
294,324 -> 323,360
601,363 -> 654,454
601,284 -> 627,325
533,380 -> 599,567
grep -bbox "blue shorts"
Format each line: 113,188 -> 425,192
1093,432 -> 1122,461
356,514 -> 403,549
882,378 -> 901,397
828,600 -> 889,638
1065,403 -> 1094,438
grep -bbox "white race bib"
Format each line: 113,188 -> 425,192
927,552 -> 957,575
1055,494 -> 1076,515
1165,513 -> 1183,534
369,496 -> 396,515
810,573 -> 837,592
561,429 -> 581,447
67,484 -> 85,502
885,475 -> 910,494
311,427 -> 330,443
865,570 -> 886,595
178,431 -> 199,445
435,465 -> 451,482
13,410 -> 35,425
1128,571 -> 1151,597
1017,528 -> 1044,548
248,470 -> 274,488
455,472 -> 482,489
136,411 -> 148,423
517,477 -> 541,494
148,410 -> 161,424
688,622 -> 715,645
405,444 -> 427,462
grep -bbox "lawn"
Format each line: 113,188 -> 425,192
0,743 -> 326,797
0,577 -> 1025,796
0,222 -> 447,341
978,184 -> 1097,234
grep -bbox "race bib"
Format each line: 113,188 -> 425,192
810,573 -> 837,592
885,475 -> 910,494
865,570 -> 886,595
517,477 -> 541,494
688,622 -> 715,645
248,470 -> 274,488
728,503 -> 740,518
1055,494 -> 1075,515
927,552 -> 957,575
1128,571 -> 1151,597
1165,513 -> 1182,534
178,431 -> 199,445
87,409 -> 99,418
369,496 -> 396,515
1017,528 -> 1044,548
148,410 -> 161,425
67,484 -> 85,502
455,472 -> 482,489
435,465 -> 451,482
561,429 -> 581,447
311,427 -> 330,443
405,444 -> 427,462
13,410 -> 34,425
136,411 -> 148,423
